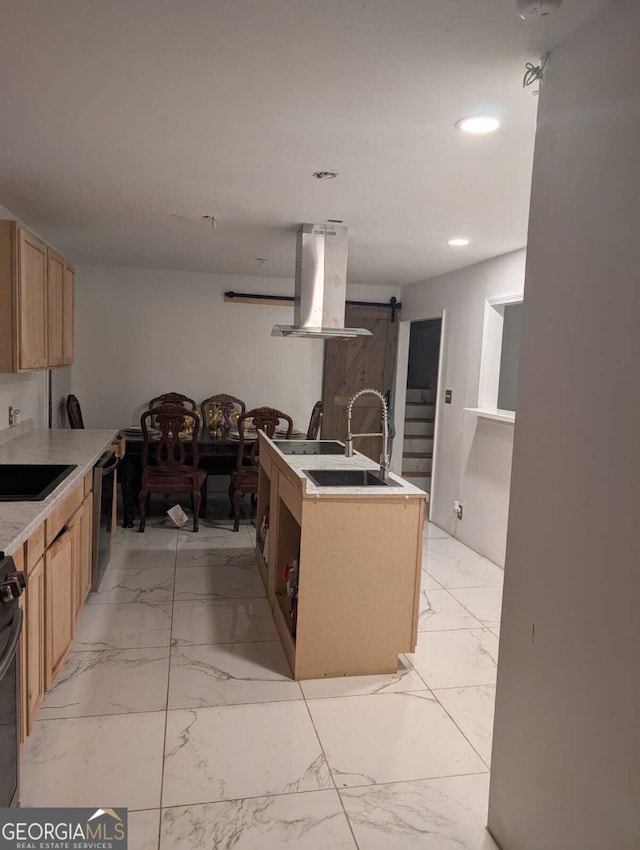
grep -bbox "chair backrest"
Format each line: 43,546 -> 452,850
306,401 -> 323,440
140,402 -> 200,471
201,394 -> 246,432
236,406 -> 293,469
149,393 -> 197,430
149,392 -> 197,410
66,394 -> 84,429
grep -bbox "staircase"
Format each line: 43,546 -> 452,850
402,388 -> 435,493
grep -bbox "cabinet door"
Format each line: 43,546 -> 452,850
74,495 -> 93,613
47,249 -> 65,366
61,261 -> 74,364
25,557 -> 45,737
45,528 -> 75,688
17,227 -> 48,370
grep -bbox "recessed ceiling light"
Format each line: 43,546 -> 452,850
456,115 -> 501,135
448,237 -> 470,247
313,171 -> 338,179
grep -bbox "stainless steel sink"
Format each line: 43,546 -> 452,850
273,440 -> 345,455
303,469 -> 401,487
0,464 -> 77,501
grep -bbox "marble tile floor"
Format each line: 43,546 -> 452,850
22,497 -> 503,849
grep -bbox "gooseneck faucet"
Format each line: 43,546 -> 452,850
345,388 -> 390,480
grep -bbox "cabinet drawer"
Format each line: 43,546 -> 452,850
83,470 -> 93,498
279,474 -> 302,525
26,524 -> 45,574
45,481 -> 83,546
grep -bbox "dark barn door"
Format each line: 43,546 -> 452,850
322,304 -> 399,461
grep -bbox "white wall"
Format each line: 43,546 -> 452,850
489,3 -> 640,848
71,264 -> 399,431
0,202 -> 48,427
398,250 -> 526,565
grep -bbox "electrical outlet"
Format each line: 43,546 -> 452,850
453,501 -> 463,520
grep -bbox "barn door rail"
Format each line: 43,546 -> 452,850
224,292 -> 401,321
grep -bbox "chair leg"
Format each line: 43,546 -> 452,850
232,489 -> 243,532
199,478 -> 207,518
228,480 -> 235,519
138,489 -> 147,533
193,490 -> 201,532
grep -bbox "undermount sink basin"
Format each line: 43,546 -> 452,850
0,464 -> 77,501
273,440 -> 345,455
303,469 -> 401,488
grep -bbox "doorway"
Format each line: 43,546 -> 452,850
322,303 -> 399,461
402,318 -> 442,496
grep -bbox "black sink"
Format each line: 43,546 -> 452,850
0,464 -> 77,501
273,440 -> 345,456
304,469 -> 401,487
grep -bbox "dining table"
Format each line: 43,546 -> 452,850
117,426 -> 301,527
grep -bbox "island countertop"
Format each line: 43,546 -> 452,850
0,428 -> 118,556
263,435 -> 428,499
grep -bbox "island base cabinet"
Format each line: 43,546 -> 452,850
44,527 -> 75,690
259,438 -> 425,680
296,498 -> 423,679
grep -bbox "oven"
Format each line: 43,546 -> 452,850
0,554 -> 26,808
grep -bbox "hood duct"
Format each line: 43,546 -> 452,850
272,223 -> 371,339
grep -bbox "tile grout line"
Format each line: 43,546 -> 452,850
134,768 -> 493,818
429,689 -> 493,771
299,694 -> 362,850
156,527 -> 179,847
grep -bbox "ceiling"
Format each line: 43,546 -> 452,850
0,0 -> 604,286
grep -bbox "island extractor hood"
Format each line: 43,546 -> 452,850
272,223 -> 371,339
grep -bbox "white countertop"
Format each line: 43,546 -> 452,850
265,436 -> 427,498
0,428 -> 118,557
464,407 -> 515,424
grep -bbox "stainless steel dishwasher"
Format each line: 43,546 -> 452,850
92,451 -> 119,592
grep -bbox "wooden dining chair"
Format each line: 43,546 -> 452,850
230,406 -> 293,532
306,400 -> 323,440
149,392 -> 197,431
66,394 -> 84,429
149,392 -> 197,410
200,394 -> 246,432
138,402 -> 207,533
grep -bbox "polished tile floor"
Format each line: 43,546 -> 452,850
22,497 -> 503,849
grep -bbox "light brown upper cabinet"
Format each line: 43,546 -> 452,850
0,220 -> 75,372
47,249 -> 74,366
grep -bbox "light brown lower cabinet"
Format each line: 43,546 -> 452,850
74,492 -> 93,614
17,482 -> 96,739
24,557 -> 45,738
44,525 -> 75,690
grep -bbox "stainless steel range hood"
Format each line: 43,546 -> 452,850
272,223 -> 371,339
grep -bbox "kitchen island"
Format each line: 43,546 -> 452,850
256,434 -> 428,679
